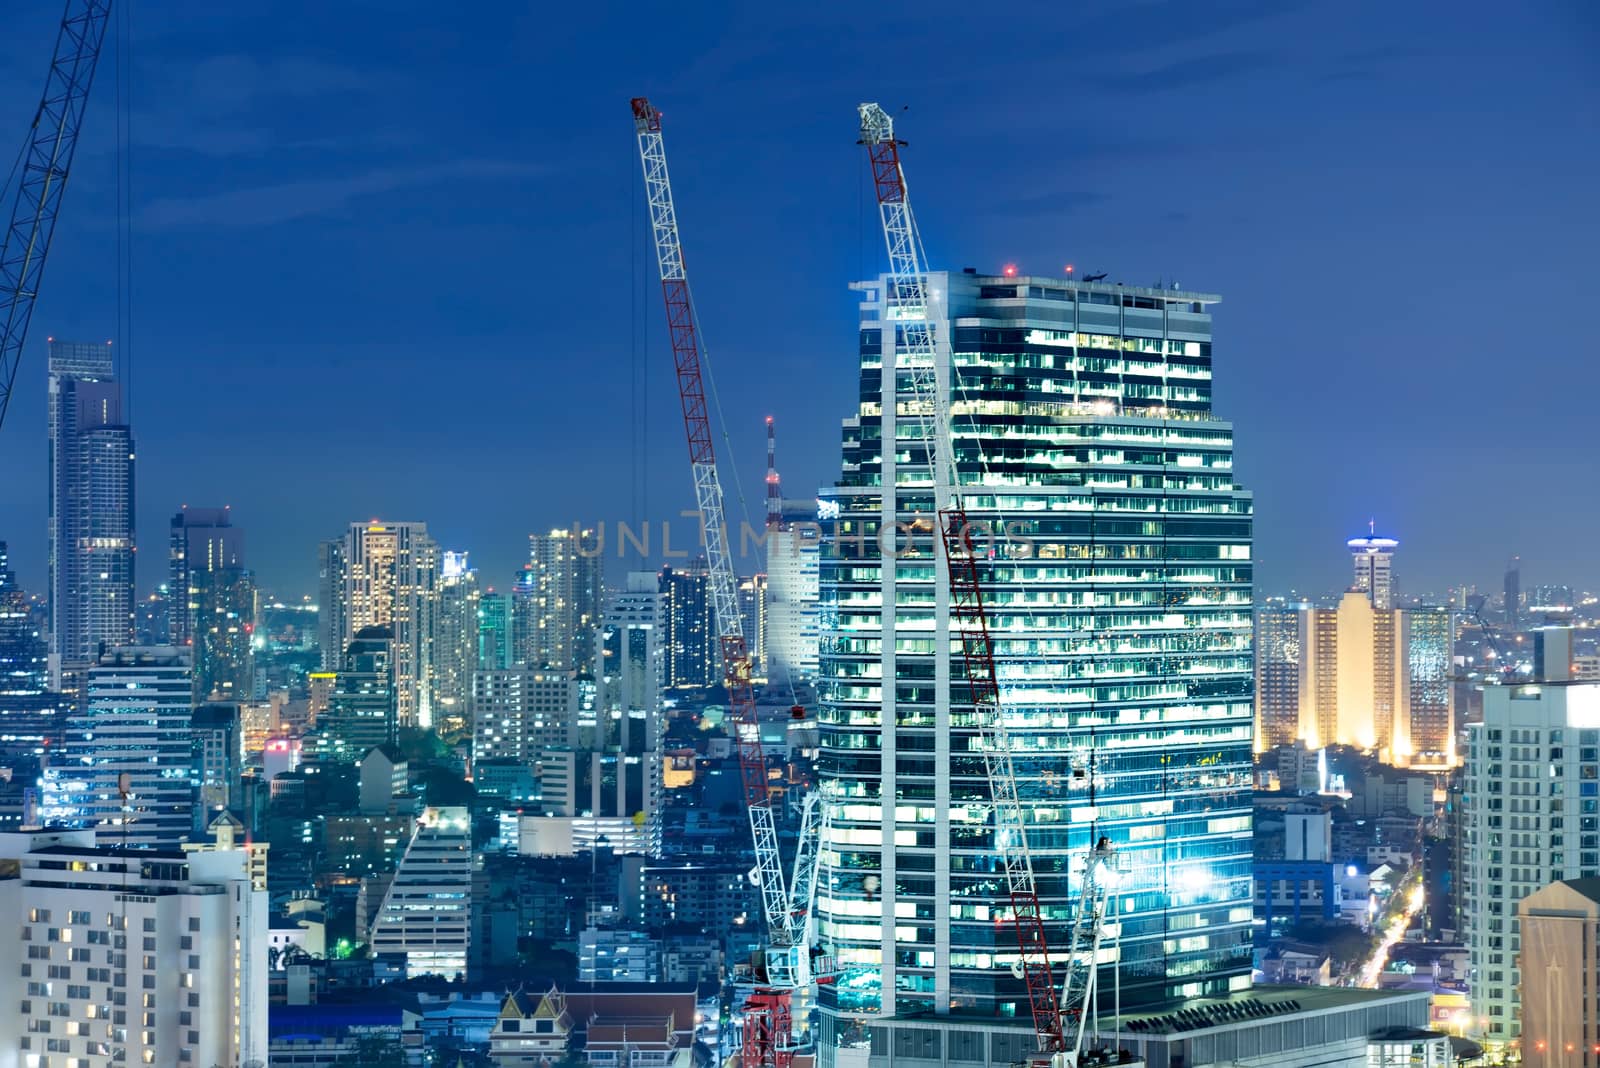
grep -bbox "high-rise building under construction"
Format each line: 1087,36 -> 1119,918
816,271 -> 1254,1021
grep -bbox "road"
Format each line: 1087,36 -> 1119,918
1357,877 -> 1426,987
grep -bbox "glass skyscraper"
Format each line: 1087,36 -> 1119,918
815,271 -> 1254,1026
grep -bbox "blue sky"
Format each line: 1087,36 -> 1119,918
0,0 -> 1596,602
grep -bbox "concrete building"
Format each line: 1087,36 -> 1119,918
589,572 -> 665,855
47,340 -> 135,698
1519,877 -> 1600,1068
659,563 -> 714,689
0,823 -> 268,1068
579,927 -> 661,983
318,521 -> 440,727
471,668 -> 582,764
368,805 -> 474,979
766,500 -> 821,683
39,646 -> 194,849
1463,660 -> 1600,1042
1253,555 -> 1455,767
525,529 -> 604,673
817,271 -> 1254,1022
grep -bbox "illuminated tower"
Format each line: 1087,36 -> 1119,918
818,272 -> 1254,1016
1348,523 -> 1398,610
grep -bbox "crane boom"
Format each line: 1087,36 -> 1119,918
858,102 -> 1071,1059
0,0 -> 113,432
632,97 -> 807,1068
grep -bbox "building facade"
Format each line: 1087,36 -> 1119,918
168,506 -> 244,647
1463,666 -> 1600,1042
471,668 -> 582,764
766,503 -> 821,683
816,271 -> 1254,1020
316,625 -> 397,764
47,341 -> 135,696
526,529 -> 604,673
318,521 -> 440,727
586,572 -> 665,856
368,805 -> 474,979
1518,877 -> 1600,1068
1349,529 -> 1398,610
0,541 -> 58,762
433,550 -> 481,727
0,825 -> 268,1068
191,563 -> 256,702
39,646 -> 195,849
659,563 -> 714,689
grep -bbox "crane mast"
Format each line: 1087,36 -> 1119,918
0,0 -> 114,432
859,103 -> 1114,1066
631,97 -> 809,1068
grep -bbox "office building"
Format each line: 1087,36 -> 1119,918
1463,654 -> 1600,1042
471,668 -> 581,764
168,506 -> 244,646
368,805 -> 474,979
766,501 -> 821,683
39,646 -> 194,849
739,573 -> 767,676
433,550 -> 481,726
316,625 -> 397,764
1519,877 -> 1600,1068
525,529 -> 604,673
0,541 -> 59,760
47,340 -> 135,696
479,590 -> 511,670
659,563 -> 714,689
816,271 -> 1254,1022
318,520 -> 440,726
1252,538 -> 1455,767
0,823 -> 268,1068
1349,527 -> 1398,610
191,701 -> 242,826
191,562 -> 256,701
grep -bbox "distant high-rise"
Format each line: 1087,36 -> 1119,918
317,625 -> 397,763
47,340 -> 135,695
0,540 -> 58,760
526,529 -> 603,672
1348,525 -> 1398,609
191,700 -> 243,826
658,562 -> 714,689
169,506 -> 244,645
369,805 -> 474,979
738,574 -> 767,676
1505,556 -> 1522,631
191,563 -> 256,701
40,645 -> 194,849
478,590 -> 511,670
587,572 -> 664,855
765,500 -> 820,683
1254,602 -> 1307,752
470,668 -> 581,763
432,551 -> 481,725
319,521 -> 440,727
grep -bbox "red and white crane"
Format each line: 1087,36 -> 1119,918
857,102 -> 1119,1068
631,97 -> 814,1068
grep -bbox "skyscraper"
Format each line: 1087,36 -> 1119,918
0,540 -> 58,761
1254,602 -> 1306,752
39,645 -> 195,849
587,572 -> 664,856
765,502 -> 821,683
433,550 -> 481,726
526,529 -> 604,673
169,505 -> 244,646
319,521 -> 440,727
817,272 -> 1255,1021
191,563 -> 256,701
1505,556 -> 1522,631
1348,526 -> 1398,610
316,625 -> 398,763
47,340 -> 135,697
478,589 -> 511,670
659,562 -> 714,689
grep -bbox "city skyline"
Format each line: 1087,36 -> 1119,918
0,2 -> 1595,602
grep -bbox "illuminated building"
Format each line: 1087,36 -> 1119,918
1348,527 -> 1398,609
0,822 -> 268,1068
191,701 -> 242,825
478,590 -> 511,670
739,573 -> 767,677
433,550 -> 481,723
168,505 -> 244,645
315,625 -> 397,764
1463,655 -> 1600,1042
191,562 -> 256,701
318,520 -> 440,727
766,502 -> 821,683
1518,877 -> 1600,1067
659,562 -> 714,689
0,541 -> 59,761
1253,538 -> 1455,767
526,529 -> 604,673
817,272 -> 1254,1020
470,668 -> 581,763
47,340 -> 135,698
587,572 -> 665,856
39,646 -> 195,849
368,805 -> 474,979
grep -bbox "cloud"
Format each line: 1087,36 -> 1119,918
137,159 -> 545,229
1104,51 -> 1276,94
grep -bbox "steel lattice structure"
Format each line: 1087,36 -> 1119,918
632,97 -> 811,1068
0,0 -> 113,432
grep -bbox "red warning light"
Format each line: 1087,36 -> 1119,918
1002,264 -> 1017,277
1064,264 -> 1074,274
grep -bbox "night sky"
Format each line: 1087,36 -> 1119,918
0,1 -> 1595,604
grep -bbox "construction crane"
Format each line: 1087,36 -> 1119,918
631,97 -> 812,1068
858,103 -> 1120,1068
0,0 -> 113,433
